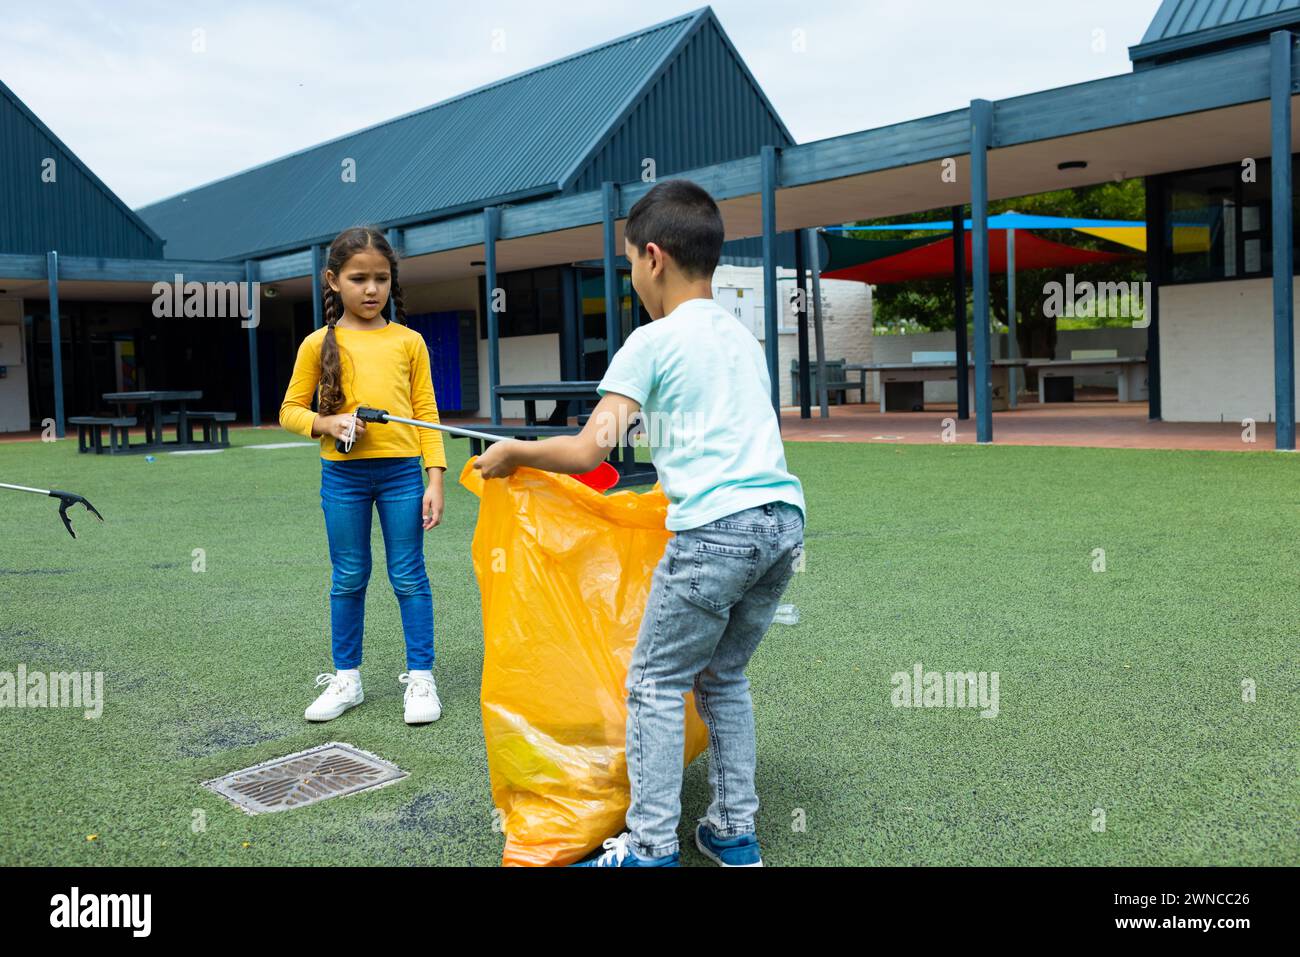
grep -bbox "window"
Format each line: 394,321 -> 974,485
478,267 -> 563,338
1160,157 -> 1300,284
577,270 -> 636,379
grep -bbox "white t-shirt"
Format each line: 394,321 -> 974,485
597,297 -> 806,531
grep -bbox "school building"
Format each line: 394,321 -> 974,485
2,1 -> 1299,447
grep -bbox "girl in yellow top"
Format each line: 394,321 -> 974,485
279,226 -> 446,726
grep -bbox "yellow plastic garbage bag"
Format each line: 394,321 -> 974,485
460,458 -> 709,867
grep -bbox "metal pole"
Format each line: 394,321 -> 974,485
46,251 -> 65,438
602,181 -> 620,369
1144,176 -> 1163,420
795,228 -> 811,418
970,99 -> 994,443
761,145 -> 781,418
1271,30 -> 1295,450
386,228 -> 403,322
484,207 -> 502,426
311,244 -> 323,331
808,229 -> 830,417
373,413 -> 513,444
560,266 -> 578,381
1007,227 -> 1018,408
246,259 -> 261,427
953,207 -> 969,420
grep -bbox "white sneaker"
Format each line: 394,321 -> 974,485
399,672 -> 442,724
304,672 -> 363,722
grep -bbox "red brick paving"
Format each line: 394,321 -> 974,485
1,401 -> 1287,453
778,400 -> 1281,452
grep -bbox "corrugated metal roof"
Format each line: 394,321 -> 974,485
569,15 -> 793,194
1133,0 -> 1300,62
0,78 -> 164,258
137,6 -> 790,262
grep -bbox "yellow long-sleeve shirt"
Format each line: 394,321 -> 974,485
279,321 -> 447,470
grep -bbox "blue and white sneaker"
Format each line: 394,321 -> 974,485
695,821 -> 763,867
572,832 -> 679,867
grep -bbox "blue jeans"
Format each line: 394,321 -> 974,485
320,456 -> 434,671
625,501 -> 804,858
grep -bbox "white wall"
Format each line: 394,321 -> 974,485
1053,327 -> 1148,360
1160,278 -> 1300,423
477,333 -> 562,420
712,264 -> 875,406
0,300 -> 29,433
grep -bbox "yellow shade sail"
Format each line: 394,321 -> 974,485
1073,226 -> 1147,251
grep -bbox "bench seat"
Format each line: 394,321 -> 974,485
68,415 -> 136,454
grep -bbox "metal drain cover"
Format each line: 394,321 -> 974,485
203,742 -> 407,814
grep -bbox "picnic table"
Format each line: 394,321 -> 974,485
1025,357 -> 1149,403
96,390 -> 234,454
103,391 -> 201,451
496,381 -> 603,427
858,359 -> 1030,412
486,381 -> 657,488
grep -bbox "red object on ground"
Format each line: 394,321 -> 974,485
823,230 -> 1135,284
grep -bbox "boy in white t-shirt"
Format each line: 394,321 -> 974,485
473,179 -> 805,867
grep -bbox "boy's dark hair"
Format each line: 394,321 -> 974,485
624,179 -> 724,279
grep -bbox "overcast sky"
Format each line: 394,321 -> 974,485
3,1 -> 1160,209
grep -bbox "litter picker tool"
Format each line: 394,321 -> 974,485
341,406 -> 619,492
1,482 -> 104,539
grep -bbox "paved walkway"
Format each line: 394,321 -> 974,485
777,401 -> 1278,452
1,401 -> 1285,453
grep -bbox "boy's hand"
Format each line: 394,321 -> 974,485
474,440 -> 524,479
422,468 -> 444,529
472,393 -> 641,479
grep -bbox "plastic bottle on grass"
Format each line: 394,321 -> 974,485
773,604 -> 799,625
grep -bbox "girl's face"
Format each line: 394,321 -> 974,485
328,248 -> 391,321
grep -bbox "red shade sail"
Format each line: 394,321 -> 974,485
822,230 -> 1137,285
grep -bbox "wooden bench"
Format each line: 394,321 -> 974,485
790,358 -> 866,405
68,416 -> 136,454
184,411 -> 237,446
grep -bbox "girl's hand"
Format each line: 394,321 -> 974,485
315,413 -> 366,441
422,469 -> 444,530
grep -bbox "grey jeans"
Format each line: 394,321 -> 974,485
625,500 -> 805,858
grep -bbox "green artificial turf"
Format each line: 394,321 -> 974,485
0,429 -> 1296,866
